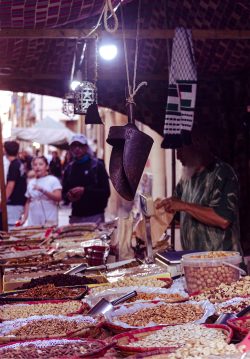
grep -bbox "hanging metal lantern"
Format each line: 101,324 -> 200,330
62,92 -> 75,119
74,81 -> 96,115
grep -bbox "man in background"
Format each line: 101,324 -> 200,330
49,151 -> 62,179
62,134 -> 110,224
1,141 -> 27,228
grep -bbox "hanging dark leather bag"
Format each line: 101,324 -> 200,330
106,104 -> 154,201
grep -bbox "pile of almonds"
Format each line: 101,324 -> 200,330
115,303 -> 204,327
0,301 -> 87,320
8,318 -> 93,337
0,341 -> 104,358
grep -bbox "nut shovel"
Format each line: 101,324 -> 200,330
88,290 -> 137,316
215,304 -> 250,325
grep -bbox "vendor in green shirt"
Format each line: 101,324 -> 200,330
157,127 -> 241,252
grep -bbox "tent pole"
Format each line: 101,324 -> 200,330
170,149 -> 176,249
0,119 -> 8,232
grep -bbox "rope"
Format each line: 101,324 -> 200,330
121,0 -> 147,105
104,0 -> 119,33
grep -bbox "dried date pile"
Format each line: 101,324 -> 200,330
0,341 -> 103,358
9,284 -> 85,299
19,273 -> 97,289
115,303 -> 204,327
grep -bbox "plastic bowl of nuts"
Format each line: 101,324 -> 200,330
182,251 -> 242,294
0,337 -> 114,358
112,323 -> 233,355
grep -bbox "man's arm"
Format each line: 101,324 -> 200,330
5,181 -> 15,200
156,197 -> 230,230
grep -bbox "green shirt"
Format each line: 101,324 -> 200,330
175,161 -> 241,251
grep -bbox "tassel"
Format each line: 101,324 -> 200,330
85,102 -> 103,124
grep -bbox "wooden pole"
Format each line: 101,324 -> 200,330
0,119 -> 8,231
170,149 -> 176,250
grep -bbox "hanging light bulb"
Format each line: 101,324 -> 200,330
70,69 -> 82,91
99,44 -> 118,60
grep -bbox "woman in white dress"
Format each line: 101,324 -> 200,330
21,156 -> 62,226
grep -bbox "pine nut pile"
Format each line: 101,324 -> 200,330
128,324 -> 228,348
126,292 -> 186,303
91,277 -> 167,294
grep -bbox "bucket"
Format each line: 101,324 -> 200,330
181,251 -> 242,294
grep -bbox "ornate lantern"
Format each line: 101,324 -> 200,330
62,92 -> 75,119
74,81 -> 96,115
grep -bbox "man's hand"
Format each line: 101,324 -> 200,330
156,197 -> 187,213
67,187 -> 84,202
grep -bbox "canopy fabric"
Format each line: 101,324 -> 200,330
12,116 -> 75,146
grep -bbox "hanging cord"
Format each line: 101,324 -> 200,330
121,0 -> 147,105
94,36 -> 98,85
104,0 -> 119,33
94,35 -> 99,102
70,1 -> 121,87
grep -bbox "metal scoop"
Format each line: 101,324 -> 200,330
215,304 -> 250,324
88,290 -> 137,316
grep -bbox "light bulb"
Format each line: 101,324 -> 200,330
70,80 -> 81,91
99,44 -> 118,61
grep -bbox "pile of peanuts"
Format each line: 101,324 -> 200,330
10,284 -> 85,299
129,323 -> 228,348
193,276 -> 250,303
126,292 -> 187,303
189,251 -> 238,259
115,303 -> 204,327
92,277 -> 167,294
0,301 -> 85,320
166,337 -> 241,358
0,341 -> 103,358
8,318 -> 93,337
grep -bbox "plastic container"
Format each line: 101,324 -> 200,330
84,245 -> 109,266
182,251 -> 241,294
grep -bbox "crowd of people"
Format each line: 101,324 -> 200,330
0,128 -> 242,255
0,134 -> 110,229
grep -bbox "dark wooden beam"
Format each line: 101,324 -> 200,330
0,72 -> 168,81
0,29 -> 250,40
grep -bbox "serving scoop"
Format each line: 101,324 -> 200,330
88,290 -> 137,316
215,304 -> 250,324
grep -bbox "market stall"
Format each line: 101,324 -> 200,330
0,224 -> 250,358
0,0 -> 250,358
